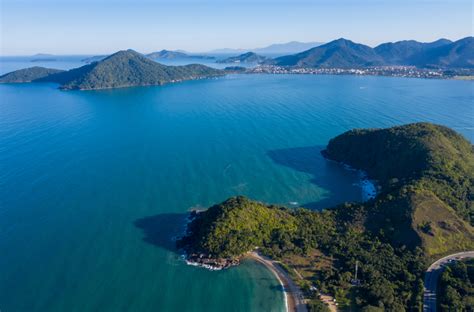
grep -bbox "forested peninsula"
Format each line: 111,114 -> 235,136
178,122 -> 474,311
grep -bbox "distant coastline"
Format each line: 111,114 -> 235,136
246,65 -> 474,80
1,36 -> 473,90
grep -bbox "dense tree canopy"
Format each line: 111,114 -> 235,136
438,259 -> 474,311
178,123 -> 474,310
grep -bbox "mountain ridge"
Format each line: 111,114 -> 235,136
273,37 -> 473,68
374,38 -> 453,65
273,38 -> 386,67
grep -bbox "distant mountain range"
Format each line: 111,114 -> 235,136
209,41 -> 323,55
0,50 -> 224,90
255,41 -> 324,54
24,37 -> 473,70
146,50 -> 214,60
272,37 -> 474,68
374,39 -> 452,65
418,37 -> 474,68
273,38 -> 384,68
216,52 -> 268,64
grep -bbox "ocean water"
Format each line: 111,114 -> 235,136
0,74 -> 472,312
0,56 -> 87,75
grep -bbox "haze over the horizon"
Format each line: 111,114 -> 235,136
1,0 -> 472,56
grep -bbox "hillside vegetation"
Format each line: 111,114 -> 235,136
179,122 -> 474,310
178,197 -> 297,258
0,66 -> 64,83
374,39 -> 452,65
324,123 -> 473,231
437,259 -> 474,311
273,37 -> 474,69
273,38 -> 385,68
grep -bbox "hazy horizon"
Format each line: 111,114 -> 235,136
1,0 -> 472,56
1,36 -> 473,57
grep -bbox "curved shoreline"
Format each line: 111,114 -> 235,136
246,251 -> 308,312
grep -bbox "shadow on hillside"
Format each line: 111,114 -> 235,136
267,145 -> 361,210
134,213 -> 188,252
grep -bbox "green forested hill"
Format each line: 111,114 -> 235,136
179,122 -> 474,310
273,38 -> 385,68
0,50 -> 224,90
323,122 -> 474,243
59,50 -> 224,90
438,259 -> 474,311
272,37 -> 474,69
374,39 -> 452,65
178,196 -> 297,258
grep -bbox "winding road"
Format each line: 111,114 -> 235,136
423,251 -> 474,312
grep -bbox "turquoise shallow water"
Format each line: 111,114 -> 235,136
0,74 -> 473,311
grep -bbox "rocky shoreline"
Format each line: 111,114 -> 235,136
178,210 -> 241,270
322,149 -> 379,200
184,253 -> 240,270
178,167 -> 377,272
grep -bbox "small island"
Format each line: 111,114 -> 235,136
30,53 -> 57,62
0,49 -> 224,90
178,122 -> 474,311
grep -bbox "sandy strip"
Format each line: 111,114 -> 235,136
246,252 -> 308,312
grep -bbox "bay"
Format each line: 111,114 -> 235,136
0,74 -> 472,311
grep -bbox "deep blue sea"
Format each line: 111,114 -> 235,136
0,59 -> 473,311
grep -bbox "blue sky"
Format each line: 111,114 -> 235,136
1,0 -> 472,55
